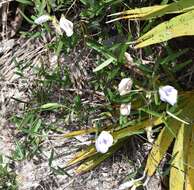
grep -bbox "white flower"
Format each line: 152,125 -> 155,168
159,85 -> 178,106
118,78 -> 133,96
119,180 -> 135,190
95,131 -> 113,154
120,103 -> 131,116
59,15 -> 73,37
34,15 -> 51,24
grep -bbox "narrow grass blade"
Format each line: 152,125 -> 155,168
40,103 -> 64,110
86,40 -> 117,61
93,57 -> 115,72
16,0 -> 33,5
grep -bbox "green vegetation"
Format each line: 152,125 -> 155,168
1,0 -> 194,189
0,155 -> 17,190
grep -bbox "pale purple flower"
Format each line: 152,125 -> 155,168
95,131 -> 113,153
118,78 -> 133,96
59,15 -> 73,37
34,15 -> 51,24
120,103 -> 131,116
159,85 -> 178,106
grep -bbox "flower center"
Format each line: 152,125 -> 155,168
102,138 -> 108,145
165,88 -> 172,96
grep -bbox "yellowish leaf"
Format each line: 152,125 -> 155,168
145,119 -> 180,176
76,139 -> 125,174
136,10 -> 194,48
170,124 -> 191,190
67,145 -> 96,167
63,128 -> 97,138
107,0 -> 194,48
185,125 -> 194,190
107,5 -> 167,23
107,0 -> 194,22
114,117 -> 162,140
146,92 -> 194,178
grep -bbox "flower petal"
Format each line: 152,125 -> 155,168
118,78 -> 133,96
95,143 -> 109,154
34,15 -> 51,24
59,15 -> 73,37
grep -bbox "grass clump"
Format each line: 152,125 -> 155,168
0,155 -> 17,190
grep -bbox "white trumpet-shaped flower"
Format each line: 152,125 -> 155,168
95,131 -> 113,154
118,78 -> 133,96
120,103 -> 131,116
34,15 -> 51,24
59,15 -> 73,37
119,180 -> 135,190
159,85 -> 178,106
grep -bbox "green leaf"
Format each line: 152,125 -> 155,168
16,0 -> 33,5
93,57 -> 115,72
86,40 -> 117,61
49,149 -> 54,167
40,103 -> 64,110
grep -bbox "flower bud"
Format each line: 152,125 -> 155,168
34,15 -> 51,24
118,78 -> 133,96
120,103 -> 131,116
